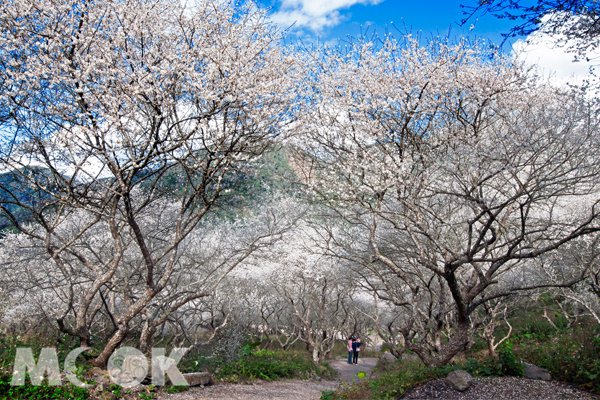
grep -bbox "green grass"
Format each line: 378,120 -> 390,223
164,385 -> 189,394
513,324 -> 600,393
328,359 -> 449,400
494,300 -> 600,393
216,349 -> 335,382
328,340 -> 529,399
0,376 -> 89,400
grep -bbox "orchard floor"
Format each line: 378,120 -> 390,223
158,379 -> 338,400
158,357 -> 599,400
158,357 -> 377,400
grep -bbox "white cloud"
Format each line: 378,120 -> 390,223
271,0 -> 381,31
511,15 -> 599,87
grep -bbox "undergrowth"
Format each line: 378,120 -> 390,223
326,342 -> 528,400
216,348 -> 335,382
0,376 -> 88,400
514,324 -> 600,393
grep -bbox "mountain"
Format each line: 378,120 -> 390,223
0,148 -> 300,231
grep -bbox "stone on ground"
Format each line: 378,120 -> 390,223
377,351 -> 397,371
523,362 -> 552,381
446,369 -> 473,392
380,351 -> 396,364
183,372 -> 214,387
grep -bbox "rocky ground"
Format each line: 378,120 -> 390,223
403,376 -> 600,400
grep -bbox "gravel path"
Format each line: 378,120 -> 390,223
158,379 -> 338,400
403,376 -> 600,400
328,357 -> 378,384
158,357 -> 377,400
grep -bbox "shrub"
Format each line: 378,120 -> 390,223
515,325 -> 600,393
0,376 -> 89,400
216,349 -> 330,382
165,385 -> 189,394
0,334 -> 91,379
333,359 -> 446,400
498,341 -> 524,376
462,357 -> 501,377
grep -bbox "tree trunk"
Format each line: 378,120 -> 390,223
92,328 -> 128,367
487,340 -> 498,359
407,322 -> 470,367
312,347 -> 320,364
139,320 -> 156,355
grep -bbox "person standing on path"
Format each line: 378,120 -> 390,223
347,336 -> 355,364
352,336 -> 362,364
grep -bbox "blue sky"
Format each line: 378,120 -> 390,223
258,0 -> 520,50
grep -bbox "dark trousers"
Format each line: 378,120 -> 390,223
353,350 -> 359,364
348,351 -> 353,364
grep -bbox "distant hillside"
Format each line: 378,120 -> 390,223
217,148 -> 301,211
0,167 -> 55,232
0,149 -> 300,231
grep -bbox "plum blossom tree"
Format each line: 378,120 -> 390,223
0,0 -> 298,366
227,277 -> 303,350
230,223 -> 359,363
534,235 -> 600,325
270,265 -> 353,364
292,38 -> 600,366
0,197 -> 297,358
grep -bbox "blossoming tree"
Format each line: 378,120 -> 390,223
0,0 -> 297,366
293,38 -> 600,366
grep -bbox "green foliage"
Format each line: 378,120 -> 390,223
509,304 -> 563,341
515,325 -> 600,393
0,334 -> 95,395
180,334 -> 335,384
333,359 -> 447,400
143,149 -> 299,222
497,341 -> 524,377
165,385 -> 189,394
320,389 -> 336,400
0,334 -> 85,378
109,383 -> 122,397
0,376 -> 88,400
467,336 -> 489,353
369,360 -> 450,400
240,342 -> 256,357
137,392 -> 155,400
334,345 -> 555,400
0,337 -> 18,377
462,357 -> 501,377
216,349 -> 328,382
332,381 -> 371,400
514,319 -> 556,341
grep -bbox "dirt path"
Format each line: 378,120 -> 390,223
158,357 -> 378,400
328,357 -> 378,384
158,379 -> 339,400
